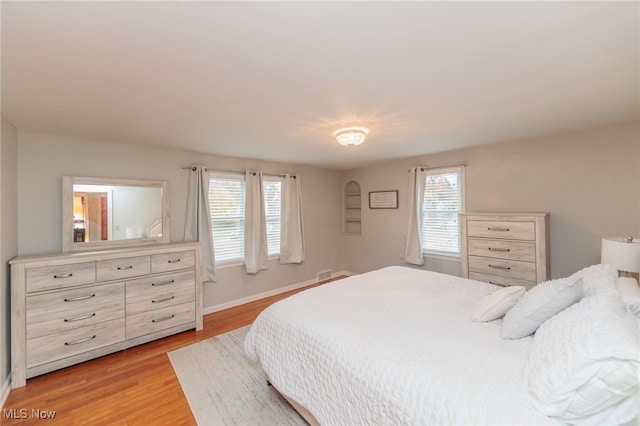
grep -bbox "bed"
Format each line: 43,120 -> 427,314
244,265 -> 639,426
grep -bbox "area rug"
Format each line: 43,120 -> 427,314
167,326 -> 307,426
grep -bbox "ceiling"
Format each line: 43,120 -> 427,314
2,1 -> 638,170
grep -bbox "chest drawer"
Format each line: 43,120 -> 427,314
10,242 -> 202,389
469,272 -> 536,288
467,220 -> 535,241
26,262 -> 96,293
26,282 -> 124,339
126,271 -> 195,315
126,302 -> 195,340
151,250 -> 195,274
96,256 -> 150,282
27,318 -> 125,368
468,255 -> 536,282
467,239 -> 536,262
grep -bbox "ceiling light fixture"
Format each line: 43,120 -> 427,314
334,127 -> 369,147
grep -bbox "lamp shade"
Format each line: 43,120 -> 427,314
601,237 -> 640,273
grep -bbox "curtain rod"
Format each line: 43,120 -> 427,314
408,162 -> 468,172
180,165 -> 296,178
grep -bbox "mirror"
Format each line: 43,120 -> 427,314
62,176 -> 170,252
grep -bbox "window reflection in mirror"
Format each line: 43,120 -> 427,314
62,176 -> 169,252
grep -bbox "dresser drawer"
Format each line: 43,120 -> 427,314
27,318 -> 125,368
126,271 -> 195,316
26,262 -> 96,293
467,238 -> 536,262
468,255 -> 536,282
469,272 -> 535,288
467,220 -> 535,241
26,282 -> 124,339
151,250 -> 195,274
96,256 -> 150,281
126,302 -> 195,340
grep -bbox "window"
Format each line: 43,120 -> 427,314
421,166 -> 465,256
209,173 -> 245,264
208,172 -> 281,265
263,177 -> 281,256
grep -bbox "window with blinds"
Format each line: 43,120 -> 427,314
263,177 -> 281,256
208,172 -> 282,265
421,166 -> 465,256
209,173 -> 246,264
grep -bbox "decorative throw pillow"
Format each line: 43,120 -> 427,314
525,291 -> 639,425
472,286 -> 526,322
501,276 -> 583,339
569,263 -> 618,297
615,277 -> 640,318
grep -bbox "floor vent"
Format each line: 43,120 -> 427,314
317,270 -> 332,281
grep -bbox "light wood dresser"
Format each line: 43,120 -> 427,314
10,242 -> 202,388
460,213 -> 549,288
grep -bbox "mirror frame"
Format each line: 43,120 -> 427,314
62,176 -> 170,252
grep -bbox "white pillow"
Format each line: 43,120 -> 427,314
569,263 -> 618,297
525,291 -> 640,425
472,286 -> 526,322
501,276 -> 583,339
616,277 -> 640,318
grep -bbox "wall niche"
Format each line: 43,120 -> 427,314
344,181 -> 361,235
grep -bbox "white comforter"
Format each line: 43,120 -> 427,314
245,266 -> 559,425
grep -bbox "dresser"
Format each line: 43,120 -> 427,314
10,242 -> 202,388
460,213 -> 549,288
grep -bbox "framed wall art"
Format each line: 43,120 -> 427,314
369,190 -> 398,209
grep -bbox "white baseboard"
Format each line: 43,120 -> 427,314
204,270 -> 354,315
0,374 -> 11,409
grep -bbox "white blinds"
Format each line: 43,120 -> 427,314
209,174 -> 245,263
263,178 -> 281,256
421,167 -> 463,255
208,172 -> 282,264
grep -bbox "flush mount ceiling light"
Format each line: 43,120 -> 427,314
334,127 -> 369,147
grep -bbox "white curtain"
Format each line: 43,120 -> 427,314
280,174 -> 305,264
184,166 -> 216,282
244,171 -> 269,274
402,167 -> 428,265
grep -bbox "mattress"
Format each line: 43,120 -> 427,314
244,266 -> 560,425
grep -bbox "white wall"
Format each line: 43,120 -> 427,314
1,116 -> 19,396
17,132 -> 346,309
342,121 -> 640,279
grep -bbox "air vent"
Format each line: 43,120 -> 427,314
317,270 -> 332,281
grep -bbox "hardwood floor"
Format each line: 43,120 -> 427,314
2,276 -> 345,425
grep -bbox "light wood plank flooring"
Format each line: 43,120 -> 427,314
2,276 -> 345,425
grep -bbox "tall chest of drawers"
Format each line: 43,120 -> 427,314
10,242 -> 202,388
460,213 -> 549,288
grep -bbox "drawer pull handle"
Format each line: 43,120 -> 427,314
167,259 -> 181,264
65,335 -> 96,346
152,314 -> 175,323
488,227 -> 510,232
54,273 -> 73,279
117,265 -> 134,271
152,279 -> 175,287
64,294 -> 96,302
489,264 -> 511,270
488,247 -> 511,252
64,313 -> 96,322
152,296 -> 175,304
